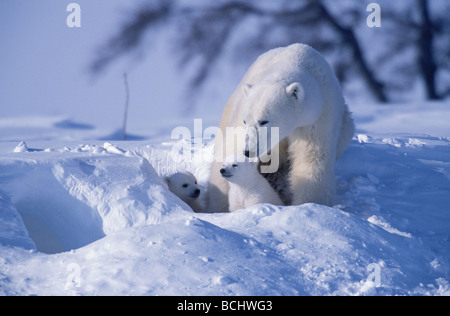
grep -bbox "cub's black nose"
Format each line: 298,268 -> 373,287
194,189 -> 200,197
244,150 -> 250,157
220,168 -> 226,174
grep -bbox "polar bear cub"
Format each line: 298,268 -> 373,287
220,154 -> 283,212
165,171 -> 203,212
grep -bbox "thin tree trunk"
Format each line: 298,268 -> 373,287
317,1 -> 388,103
122,73 -> 130,141
417,0 -> 439,99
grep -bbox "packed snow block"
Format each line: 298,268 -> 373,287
0,158 -> 105,254
53,155 -> 190,236
0,151 -> 190,254
0,193 -> 36,250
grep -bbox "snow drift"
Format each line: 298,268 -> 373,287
0,131 -> 449,295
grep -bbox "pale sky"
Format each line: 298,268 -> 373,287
0,0 -> 201,133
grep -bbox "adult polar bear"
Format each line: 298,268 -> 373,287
206,43 -> 354,212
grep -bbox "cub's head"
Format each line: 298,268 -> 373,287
241,79 -> 323,157
165,171 -> 200,202
220,154 -> 259,184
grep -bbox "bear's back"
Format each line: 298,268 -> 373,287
219,43 -> 340,133
242,43 -> 334,88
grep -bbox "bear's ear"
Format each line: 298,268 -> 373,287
286,82 -> 303,101
242,83 -> 253,97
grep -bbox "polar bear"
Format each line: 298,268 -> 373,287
165,171 -> 203,212
206,43 -> 354,212
220,154 -> 283,212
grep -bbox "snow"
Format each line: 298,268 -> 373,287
1,102 -> 450,296
351,101 -> 450,137
2,0 -> 449,296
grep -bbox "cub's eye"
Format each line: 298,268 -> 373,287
182,184 -> 188,188
232,164 -> 238,168
194,181 -> 197,185
243,120 -> 246,125
259,120 -> 269,126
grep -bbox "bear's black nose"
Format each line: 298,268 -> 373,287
194,189 -> 200,197
220,168 -> 226,174
244,150 -> 250,157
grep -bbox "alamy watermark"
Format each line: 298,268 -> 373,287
66,3 -> 81,28
65,262 -> 81,289
65,3 -> 380,29
366,262 -> 382,287
170,119 -> 280,173
66,3 -> 380,29
366,3 -> 381,28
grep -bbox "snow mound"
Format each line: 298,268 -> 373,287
0,135 -> 449,295
0,143 -> 190,254
200,204 -> 437,295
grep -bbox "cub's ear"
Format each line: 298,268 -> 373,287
286,82 -> 303,101
242,83 -> 253,97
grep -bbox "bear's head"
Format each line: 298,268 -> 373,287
241,78 -> 323,158
165,171 -> 200,203
220,154 -> 259,184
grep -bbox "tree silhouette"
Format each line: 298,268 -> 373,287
91,0 -> 450,103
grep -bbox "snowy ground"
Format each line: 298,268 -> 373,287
0,100 -> 450,296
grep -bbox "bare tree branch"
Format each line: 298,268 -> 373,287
90,1 -> 173,73
91,0 -> 450,104
417,0 -> 439,99
315,1 -> 388,102
122,73 -> 130,141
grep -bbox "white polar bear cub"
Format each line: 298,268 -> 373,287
165,171 -> 203,212
220,154 -> 283,212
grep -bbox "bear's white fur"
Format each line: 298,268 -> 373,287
207,43 -> 354,212
220,154 -> 283,211
165,171 -> 203,212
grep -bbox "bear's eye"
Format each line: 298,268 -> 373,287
243,120 -> 246,125
194,180 -> 197,185
232,164 -> 238,168
258,120 -> 269,126
182,184 -> 188,188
